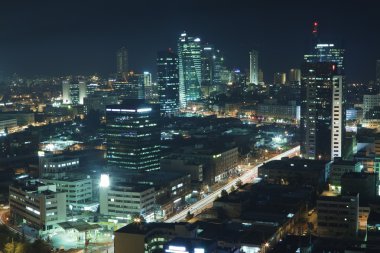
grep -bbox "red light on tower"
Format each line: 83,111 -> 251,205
314,22 -> 318,26
312,21 -> 319,34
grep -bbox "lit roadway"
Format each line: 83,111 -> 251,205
165,145 -> 300,223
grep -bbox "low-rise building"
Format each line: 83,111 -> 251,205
99,175 -> 156,222
317,193 -> 359,239
258,158 -> 328,190
341,172 -> 378,201
329,159 -> 361,192
9,179 -> 67,233
114,222 -> 196,253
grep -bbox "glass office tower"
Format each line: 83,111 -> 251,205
178,32 -> 202,108
106,100 -> 160,172
157,50 -> 180,115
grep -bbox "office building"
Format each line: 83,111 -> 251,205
249,49 -> 259,85
288,68 -> 301,83
273,72 -> 286,85
201,44 -> 225,96
304,43 -> 345,73
62,80 -> 87,105
157,50 -> 180,115
178,32 -> 202,107
99,175 -> 155,222
9,179 -> 67,233
300,62 -> 344,160
317,193 -> 359,239
40,176 -> 94,212
329,159 -> 361,192
0,118 -> 17,133
164,238 -> 217,253
117,47 -> 128,80
106,100 -> 160,172
363,94 -> 380,119
83,91 -> 119,115
113,72 -> 145,100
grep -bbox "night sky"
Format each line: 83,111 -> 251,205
0,0 -> 379,83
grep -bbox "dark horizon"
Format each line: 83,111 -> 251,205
0,0 -> 379,83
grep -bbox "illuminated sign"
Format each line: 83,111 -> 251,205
38,151 -> 45,157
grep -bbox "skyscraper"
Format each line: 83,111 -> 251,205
249,49 -> 259,85
288,68 -> 301,83
113,72 -> 145,100
116,47 -> 128,80
106,100 -> 160,172
200,44 -> 225,96
300,62 -> 343,160
62,80 -> 87,105
304,43 -> 345,73
157,49 -> 180,115
273,72 -> 286,85
178,32 -> 202,107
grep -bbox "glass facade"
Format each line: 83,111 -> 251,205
201,44 -> 225,96
304,43 -> 345,73
178,32 -> 202,108
157,50 -> 180,115
106,100 -> 160,172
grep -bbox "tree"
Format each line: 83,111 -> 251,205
230,185 -> 236,192
220,189 -> 228,198
3,241 -> 25,253
235,179 -> 242,188
186,211 -> 194,220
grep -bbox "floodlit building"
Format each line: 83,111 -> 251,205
178,32 -> 202,107
249,49 -> 259,85
99,175 -> 156,222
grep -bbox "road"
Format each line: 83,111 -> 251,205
165,145 -> 300,223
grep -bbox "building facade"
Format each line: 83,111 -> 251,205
106,100 -> 160,172
249,49 -> 259,85
300,62 -> 343,160
178,32 -> 202,108
9,180 -> 67,232
157,50 -> 180,115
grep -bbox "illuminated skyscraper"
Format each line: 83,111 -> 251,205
106,100 -> 160,172
178,32 -> 202,107
249,49 -> 259,85
116,47 -> 128,80
288,68 -> 301,83
62,80 -> 87,105
300,62 -> 344,160
273,72 -> 286,85
113,72 -> 144,100
157,49 -> 179,115
201,44 -> 225,96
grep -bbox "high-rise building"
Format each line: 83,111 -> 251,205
157,49 -> 180,115
106,100 -> 160,172
117,47 -> 128,80
62,80 -> 87,105
288,68 -> 301,83
113,72 -> 145,100
300,62 -> 344,160
249,49 -> 259,85
273,72 -> 286,85
200,44 -> 225,96
258,69 -> 264,83
304,43 -> 345,73
178,32 -> 202,107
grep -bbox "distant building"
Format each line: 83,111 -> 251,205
178,32 -> 202,107
376,59 -> 380,93
0,118 -> 17,132
164,237 -> 217,253
249,49 -> 259,85
62,80 -> 87,105
157,49 -> 180,115
0,112 -> 35,126
273,72 -> 286,85
160,158 -> 203,183
256,102 -> 300,122
363,94 -> 380,119
9,179 -> 67,233
317,193 -> 359,239
117,47 -> 128,80
38,152 -> 80,178
288,68 -> 301,83
83,91 -> 119,115
106,100 -> 160,172
304,43 -> 345,73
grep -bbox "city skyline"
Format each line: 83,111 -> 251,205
0,0 -> 379,83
